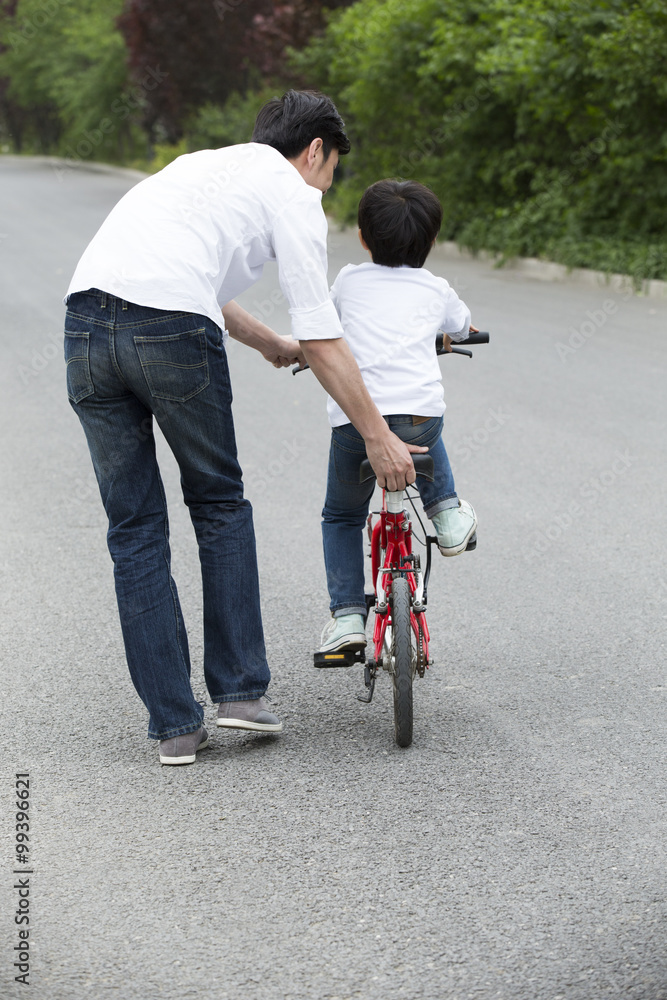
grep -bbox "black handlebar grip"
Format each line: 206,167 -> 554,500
435,331 -> 490,353
460,331 -> 490,345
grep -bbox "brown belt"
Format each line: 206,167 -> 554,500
412,415 -> 430,425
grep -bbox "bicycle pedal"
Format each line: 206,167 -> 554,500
466,532 -> 477,551
357,663 -> 377,703
313,648 -> 366,669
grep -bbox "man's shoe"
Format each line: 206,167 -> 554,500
432,499 -> 478,556
216,698 -> 283,733
159,726 -> 209,766
319,613 -> 367,654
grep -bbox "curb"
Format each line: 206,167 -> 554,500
431,240 -> 667,300
0,154 -> 148,182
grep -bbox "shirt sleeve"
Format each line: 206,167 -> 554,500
271,189 -> 344,341
329,265 -> 352,318
439,280 -> 472,341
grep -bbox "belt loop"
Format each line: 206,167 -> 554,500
100,291 -> 107,309
121,299 -> 128,311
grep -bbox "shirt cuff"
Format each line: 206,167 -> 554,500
290,298 -> 344,341
449,325 -> 470,343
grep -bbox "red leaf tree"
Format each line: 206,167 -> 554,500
118,0 -> 271,142
245,0 -> 356,79
117,0 -> 357,142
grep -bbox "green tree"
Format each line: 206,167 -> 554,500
297,0 -> 667,279
0,0 -> 144,161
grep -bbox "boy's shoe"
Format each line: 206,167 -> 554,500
319,614 -> 367,654
159,726 -> 209,765
432,500 -> 478,556
216,698 -> 283,733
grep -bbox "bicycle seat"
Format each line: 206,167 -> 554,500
359,454 -> 435,484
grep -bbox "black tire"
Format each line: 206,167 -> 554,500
390,576 -> 413,748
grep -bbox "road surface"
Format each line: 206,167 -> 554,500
1,156 -> 666,1000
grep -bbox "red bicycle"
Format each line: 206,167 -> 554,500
309,331 -> 489,747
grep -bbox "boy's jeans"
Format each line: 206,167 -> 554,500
322,415 -> 458,617
64,290 -> 270,740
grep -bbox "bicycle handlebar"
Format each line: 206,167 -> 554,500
292,330 -> 489,374
436,331 -> 490,352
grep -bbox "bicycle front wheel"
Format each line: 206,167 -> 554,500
390,576 -> 414,748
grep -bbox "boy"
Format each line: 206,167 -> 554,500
320,179 -> 478,654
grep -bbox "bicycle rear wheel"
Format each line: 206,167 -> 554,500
390,576 -> 413,748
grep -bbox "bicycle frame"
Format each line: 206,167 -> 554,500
368,487 -> 432,678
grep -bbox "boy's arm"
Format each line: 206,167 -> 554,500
299,337 -> 427,491
439,281 -> 473,342
440,323 -> 479,352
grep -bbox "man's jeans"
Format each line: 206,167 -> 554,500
64,290 -> 270,740
322,415 -> 458,617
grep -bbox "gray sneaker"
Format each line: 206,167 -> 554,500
319,613 -> 367,653
432,499 -> 478,556
216,698 -> 283,733
159,726 -> 209,766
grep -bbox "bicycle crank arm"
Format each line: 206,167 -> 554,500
357,662 -> 378,703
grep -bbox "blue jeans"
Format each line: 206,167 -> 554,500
64,290 -> 270,740
322,415 -> 458,616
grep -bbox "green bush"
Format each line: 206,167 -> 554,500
185,88 -> 281,150
296,0 -> 667,280
143,88 -> 284,173
3,0 -> 665,280
0,0 -> 146,162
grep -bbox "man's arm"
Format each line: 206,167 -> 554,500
299,338 -> 427,491
222,300 -> 305,368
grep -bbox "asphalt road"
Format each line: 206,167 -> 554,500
1,156 -> 666,1000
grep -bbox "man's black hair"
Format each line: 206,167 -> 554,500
358,179 -> 443,268
252,89 -> 351,161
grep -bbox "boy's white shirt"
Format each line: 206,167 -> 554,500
66,142 -> 343,342
326,261 -> 471,428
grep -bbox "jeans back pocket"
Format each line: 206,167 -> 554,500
64,330 -> 95,403
134,328 -> 209,402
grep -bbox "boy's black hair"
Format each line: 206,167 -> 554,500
358,179 -> 443,268
252,89 -> 351,161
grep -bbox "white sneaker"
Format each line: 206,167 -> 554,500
319,614 -> 367,653
432,499 -> 477,556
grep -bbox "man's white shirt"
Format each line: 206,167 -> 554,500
327,261 -> 471,428
67,142 -> 343,341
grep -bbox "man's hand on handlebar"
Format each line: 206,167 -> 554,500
222,300 -> 306,369
262,335 -> 306,369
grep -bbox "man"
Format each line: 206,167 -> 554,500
64,90 -> 424,765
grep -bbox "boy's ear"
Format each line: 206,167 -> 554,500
358,228 -> 370,253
